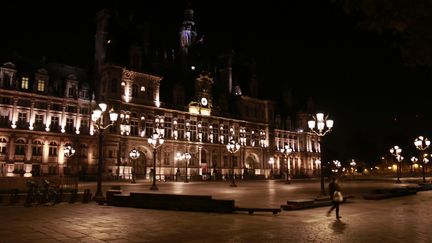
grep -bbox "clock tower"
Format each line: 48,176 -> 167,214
188,73 -> 213,115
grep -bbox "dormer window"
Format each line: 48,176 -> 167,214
37,80 -> 45,92
21,77 -> 29,89
68,85 -> 76,97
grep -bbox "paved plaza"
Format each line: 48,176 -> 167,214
1,179 -> 432,242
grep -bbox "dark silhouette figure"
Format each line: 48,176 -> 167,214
327,177 -> 342,219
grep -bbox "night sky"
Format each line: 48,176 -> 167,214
1,0 -> 432,166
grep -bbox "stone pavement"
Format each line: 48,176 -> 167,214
1,179 -> 432,242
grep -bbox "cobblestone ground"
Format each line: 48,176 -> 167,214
1,180 -> 431,243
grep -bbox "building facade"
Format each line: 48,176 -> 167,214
0,6 -> 322,180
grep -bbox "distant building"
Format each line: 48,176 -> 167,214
0,6 -> 321,180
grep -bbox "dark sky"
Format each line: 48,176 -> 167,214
1,0 -> 431,165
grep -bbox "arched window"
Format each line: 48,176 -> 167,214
48,142 -> 58,157
15,139 -> 26,155
32,140 -> 43,156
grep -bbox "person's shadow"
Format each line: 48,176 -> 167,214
330,219 -> 347,234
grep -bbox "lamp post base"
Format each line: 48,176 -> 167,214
396,179 -> 402,184
150,184 -> 159,191
93,194 -> 106,205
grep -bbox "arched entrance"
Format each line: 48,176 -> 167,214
244,154 -> 259,178
133,146 -> 151,179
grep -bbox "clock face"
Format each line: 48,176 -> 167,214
201,97 -> 208,106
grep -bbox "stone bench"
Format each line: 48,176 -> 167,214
281,196 -> 354,210
107,192 -> 235,213
235,207 -> 281,215
364,188 -> 417,200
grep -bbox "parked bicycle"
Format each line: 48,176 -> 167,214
25,179 -> 58,206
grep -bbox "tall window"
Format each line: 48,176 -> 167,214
35,114 -> 44,130
0,138 -> 7,154
15,139 -> 26,155
0,114 -> 9,127
37,80 -> 45,92
18,112 -> 27,128
21,77 -> 29,89
130,120 -> 139,136
79,144 -> 88,158
48,142 -> 58,156
32,140 -> 43,156
132,84 -> 139,98
68,86 -> 76,97
164,152 -> 170,165
51,116 -> 59,131
80,119 -> 88,133
66,118 -> 74,132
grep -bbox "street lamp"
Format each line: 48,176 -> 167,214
350,159 -> 356,175
147,131 -> 164,190
184,120 -> 191,183
280,144 -> 292,184
308,112 -> 334,195
333,160 -> 341,174
118,112 -> 131,180
176,152 -> 191,183
64,145 -> 76,158
91,103 -> 118,203
414,136 -> 430,183
226,139 -> 240,187
389,145 -> 402,183
64,145 -> 75,176
411,156 -> 418,175
129,148 -> 140,184
268,157 -> 274,179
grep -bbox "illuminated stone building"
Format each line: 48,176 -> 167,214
0,7 -> 321,180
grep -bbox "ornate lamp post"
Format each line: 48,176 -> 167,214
350,159 -> 356,175
129,148 -> 140,184
176,152 -> 191,183
91,103 -> 118,203
280,144 -> 292,184
333,160 -> 341,174
389,145 -> 402,183
147,131 -> 164,190
268,157 -> 274,179
308,112 -> 334,195
414,136 -> 430,183
64,145 -> 75,175
118,112 -> 131,180
411,156 -> 418,175
184,120 -> 191,183
64,145 -> 76,158
226,139 -> 240,187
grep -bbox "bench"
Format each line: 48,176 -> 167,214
235,207 -> 281,215
282,195 -> 354,210
363,189 -> 417,200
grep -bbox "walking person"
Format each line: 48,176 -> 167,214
327,177 -> 343,219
